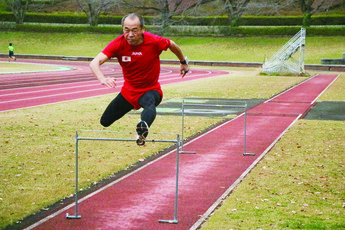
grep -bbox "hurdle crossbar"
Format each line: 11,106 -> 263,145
181,101 -> 255,156
66,130 -> 181,224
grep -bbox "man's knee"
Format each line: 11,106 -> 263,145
139,90 -> 161,108
100,117 -> 112,127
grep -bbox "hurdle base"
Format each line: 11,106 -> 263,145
180,150 -> 196,154
159,219 -> 178,224
66,213 -> 81,219
243,152 -> 256,156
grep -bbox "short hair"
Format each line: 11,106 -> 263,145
9,43 -> 12,46
121,13 -> 145,29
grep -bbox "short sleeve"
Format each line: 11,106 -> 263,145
156,34 -> 170,51
102,36 -> 122,58
144,32 -> 170,52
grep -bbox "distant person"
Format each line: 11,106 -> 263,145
8,43 -> 16,62
90,13 -> 189,146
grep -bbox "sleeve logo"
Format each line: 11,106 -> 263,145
122,56 -> 131,62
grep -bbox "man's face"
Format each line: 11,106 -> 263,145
123,17 -> 144,46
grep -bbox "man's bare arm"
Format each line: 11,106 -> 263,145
90,52 -> 116,88
168,40 -> 189,77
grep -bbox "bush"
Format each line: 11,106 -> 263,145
311,15 -> 345,25
13,24 -> 123,34
0,12 -> 344,26
0,12 -> 13,21
164,26 -> 345,37
305,26 -> 345,36
176,15 -> 303,26
172,15 -> 345,26
3,24 -> 343,37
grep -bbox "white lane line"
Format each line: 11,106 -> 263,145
310,74 -> 340,105
0,70 -> 209,98
0,86 -> 121,104
1,69 -> 224,112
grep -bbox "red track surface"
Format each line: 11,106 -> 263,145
7,67 -> 337,230
0,60 -> 228,112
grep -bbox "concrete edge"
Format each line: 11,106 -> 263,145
1,54 -> 344,72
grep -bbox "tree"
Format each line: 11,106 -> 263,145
245,0 -> 295,15
186,0 -> 251,27
296,0 -> 334,26
5,0 -> 32,24
120,0 -> 194,34
76,0 -> 117,26
221,0 -> 251,26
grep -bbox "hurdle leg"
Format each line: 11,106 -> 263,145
180,100 -> 196,154
243,105 -> 255,156
66,132 -> 82,219
159,135 -> 180,224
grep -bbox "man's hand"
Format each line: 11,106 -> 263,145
100,77 -> 116,88
180,64 -> 189,78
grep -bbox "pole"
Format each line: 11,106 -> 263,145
180,100 -> 196,154
243,105 -> 255,156
66,132 -> 81,219
159,134 -> 180,224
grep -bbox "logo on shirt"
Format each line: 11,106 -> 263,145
132,52 -> 142,56
122,56 -> 131,62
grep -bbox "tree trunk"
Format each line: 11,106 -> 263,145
6,0 -> 30,24
88,2 -> 99,26
302,12 -> 312,27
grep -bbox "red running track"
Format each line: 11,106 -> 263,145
22,73 -> 340,230
0,60 -> 228,112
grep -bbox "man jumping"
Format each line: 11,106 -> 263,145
90,13 -> 189,146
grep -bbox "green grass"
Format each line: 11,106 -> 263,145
0,62 -> 71,73
1,32 -> 344,64
317,72 -> 345,101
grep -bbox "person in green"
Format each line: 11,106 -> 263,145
8,43 -> 16,62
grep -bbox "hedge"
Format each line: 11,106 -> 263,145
2,23 -> 344,36
13,24 -> 124,34
1,12 -> 345,26
165,26 -> 345,36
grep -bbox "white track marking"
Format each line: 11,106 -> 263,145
0,69 -> 215,107
310,74 -> 340,104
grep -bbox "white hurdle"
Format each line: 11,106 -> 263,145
66,130 -> 181,224
181,100 -> 255,156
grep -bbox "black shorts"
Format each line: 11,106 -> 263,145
9,51 -> 14,57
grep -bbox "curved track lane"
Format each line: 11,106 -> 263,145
0,60 -> 228,112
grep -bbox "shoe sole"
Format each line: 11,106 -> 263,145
136,136 -> 146,146
136,122 -> 148,146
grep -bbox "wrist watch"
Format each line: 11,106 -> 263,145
180,57 -> 188,65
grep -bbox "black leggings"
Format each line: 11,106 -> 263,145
100,90 -> 162,127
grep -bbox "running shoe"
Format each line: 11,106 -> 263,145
136,121 -> 149,146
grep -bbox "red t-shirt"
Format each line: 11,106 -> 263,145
102,32 -> 171,109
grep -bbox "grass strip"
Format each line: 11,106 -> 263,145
0,32 -> 344,64
0,62 -> 72,74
